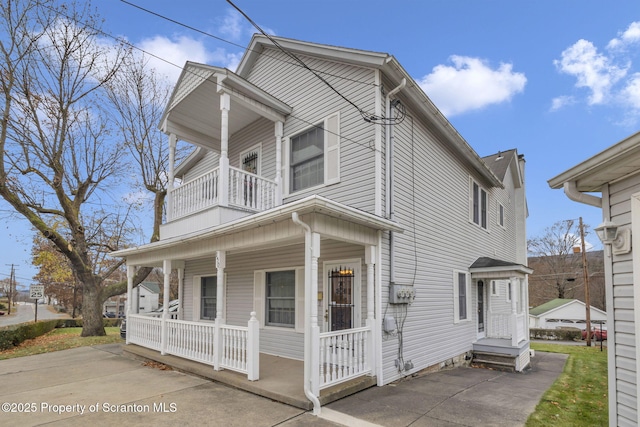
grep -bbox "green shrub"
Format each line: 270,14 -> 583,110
58,318 -> 121,328
530,327 -> 582,341
0,320 -> 61,351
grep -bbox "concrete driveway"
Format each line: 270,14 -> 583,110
0,344 -> 567,426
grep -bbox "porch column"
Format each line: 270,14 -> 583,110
125,264 -> 135,345
274,121 -> 283,205
219,93 -> 230,207
309,232 -> 321,397
167,133 -> 177,221
177,266 -> 184,320
486,281 -> 493,337
214,250 -> 226,371
510,278 -> 518,346
161,259 -> 172,355
365,245 -> 376,375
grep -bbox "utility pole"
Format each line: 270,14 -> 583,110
6,264 -> 15,315
580,217 -> 592,347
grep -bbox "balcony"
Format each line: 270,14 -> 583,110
161,166 -> 278,239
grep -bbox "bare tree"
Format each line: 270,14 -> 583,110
0,0 -> 137,335
528,219 -> 596,305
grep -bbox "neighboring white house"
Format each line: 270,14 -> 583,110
112,35 -> 531,413
529,298 -> 607,330
549,130 -> 640,427
103,281 -> 160,316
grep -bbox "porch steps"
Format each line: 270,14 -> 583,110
471,351 -> 517,372
122,344 -> 376,410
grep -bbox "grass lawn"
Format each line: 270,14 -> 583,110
0,327 -> 122,360
526,342 -> 608,427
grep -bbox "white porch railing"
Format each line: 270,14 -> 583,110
167,167 -> 277,222
228,167 -> 276,211
126,312 -> 259,381
487,312 -> 528,345
166,319 -> 216,365
318,326 -> 372,390
128,314 -> 162,351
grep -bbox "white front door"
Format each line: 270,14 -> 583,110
477,280 -> 486,339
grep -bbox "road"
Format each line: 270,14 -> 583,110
0,302 -> 69,327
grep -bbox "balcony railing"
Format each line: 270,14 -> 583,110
167,166 -> 277,221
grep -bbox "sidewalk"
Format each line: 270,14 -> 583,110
0,344 -> 567,426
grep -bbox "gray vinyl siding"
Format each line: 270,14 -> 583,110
244,47 -> 378,214
608,175 -> 638,425
182,150 -> 219,182
377,87 -> 524,383
182,240 -> 367,361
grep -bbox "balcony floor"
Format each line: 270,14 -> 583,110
122,344 -> 376,410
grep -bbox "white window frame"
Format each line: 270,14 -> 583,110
192,274 -> 222,322
491,280 -> 499,296
238,143 -> 262,176
283,112 -> 340,196
469,178 -> 488,230
498,202 -> 504,227
453,270 -> 471,323
254,267 -> 305,332
506,281 -> 513,303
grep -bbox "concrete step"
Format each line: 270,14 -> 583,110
471,351 -> 517,372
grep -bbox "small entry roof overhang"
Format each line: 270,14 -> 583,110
469,257 -> 533,279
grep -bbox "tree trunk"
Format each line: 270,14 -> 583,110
81,281 -> 105,337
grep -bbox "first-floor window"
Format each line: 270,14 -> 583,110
266,270 -> 296,327
458,273 -> 467,320
201,276 -> 217,320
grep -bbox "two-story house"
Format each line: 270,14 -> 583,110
112,35 -> 531,413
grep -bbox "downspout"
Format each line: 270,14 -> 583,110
563,181 -> 602,208
385,78 -> 406,284
291,212 -> 321,415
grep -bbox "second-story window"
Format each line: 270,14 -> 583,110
291,124 -> 324,192
470,179 -> 488,229
287,112 -> 340,194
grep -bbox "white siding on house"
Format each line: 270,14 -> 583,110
181,149 -> 219,182
182,239 -> 367,361
606,176 -> 639,426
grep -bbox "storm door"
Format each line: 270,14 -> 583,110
328,266 -> 354,331
477,280 -> 485,338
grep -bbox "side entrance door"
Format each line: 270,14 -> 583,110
477,280 -> 485,338
323,261 -> 360,332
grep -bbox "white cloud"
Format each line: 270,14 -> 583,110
550,95 -> 576,112
554,39 -> 627,105
418,56 -> 526,116
621,73 -> 640,110
607,21 -> 640,50
138,35 -> 241,82
219,9 -> 244,41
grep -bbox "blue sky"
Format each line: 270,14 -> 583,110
3,0 -> 640,285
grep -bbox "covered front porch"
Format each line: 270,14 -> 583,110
112,196 -> 402,413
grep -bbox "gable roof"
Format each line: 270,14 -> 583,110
468,257 -> 533,279
482,149 -> 524,189
529,298 -> 574,316
237,34 -> 504,189
139,281 -> 160,294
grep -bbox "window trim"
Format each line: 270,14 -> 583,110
254,266 -> 304,332
453,270 -> 471,324
192,274 -> 220,322
265,270 -> 296,328
497,202 -> 505,228
469,178 -> 488,230
283,112 -> 340,196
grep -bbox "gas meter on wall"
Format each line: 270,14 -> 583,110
389,283 -> 415,304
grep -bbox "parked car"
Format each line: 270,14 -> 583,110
582,327 -> 607,341
103,312 -> 116,318
120,300 -> 180,339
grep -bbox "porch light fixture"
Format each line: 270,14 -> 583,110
595,220 -> 631,255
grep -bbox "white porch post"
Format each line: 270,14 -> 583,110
219,93 -> 230,207
510,278 -> 518,346
214,250 -> 226,371
177,267 -> 184,320
365,245 -> 376,375
309,232 -> 321,397
167,133 -> 177,221
161,259 -> 172,355
247,311 -> 260,381
125,264 -> 134,345
274,121 -> 283,205
486,281 -> 493,337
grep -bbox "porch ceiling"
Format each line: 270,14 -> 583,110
161,63 -> 292,151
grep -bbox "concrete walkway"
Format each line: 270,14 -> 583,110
0,344 -> 567,426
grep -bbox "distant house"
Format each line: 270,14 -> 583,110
103,281 -> 160,316
112,34 -> 531,413
529,298 -> 607,330
549,130 -> 640,426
